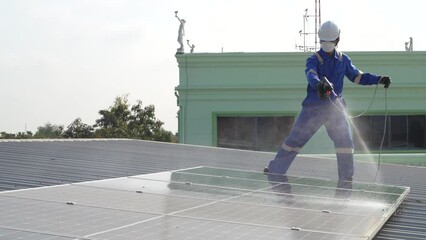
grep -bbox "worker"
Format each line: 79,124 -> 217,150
264,21 -> 391,184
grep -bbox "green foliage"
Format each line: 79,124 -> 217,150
95,95 -> 131,138
0,131 -> 33,139
1,95 -> 177,143
94,95 -> 176,142
63,118 -> 95,138
0,132 -> 15,139
34,123 -> 64,138
128,100 -> 162,140
16,131 -> 34,139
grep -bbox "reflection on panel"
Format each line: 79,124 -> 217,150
0,166 -> 409,240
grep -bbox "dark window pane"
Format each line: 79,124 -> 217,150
257,118 -> 276,151
371,116 -> 388,149
217,117 -> 236,147
217,116 -> 256,150
408,116 -> 425,148
235,117 -> 256,150
257,117 -> 294,151
276,117 -> 294,139
390,116 -> 407,149
217,116 -> 294,151
218,115 -> 426,152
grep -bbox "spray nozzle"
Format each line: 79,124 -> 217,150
318,77 -> 335,99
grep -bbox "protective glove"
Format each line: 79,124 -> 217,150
379,76 -> 391,88
317,77 -> 334,100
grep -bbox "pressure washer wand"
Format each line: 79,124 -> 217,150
320,77 -> 348,117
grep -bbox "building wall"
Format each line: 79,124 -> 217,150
175,51 -> 426,153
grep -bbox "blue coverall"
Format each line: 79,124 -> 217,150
267,49 -> 381,181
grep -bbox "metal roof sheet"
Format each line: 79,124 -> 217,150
0,139 -> 425,239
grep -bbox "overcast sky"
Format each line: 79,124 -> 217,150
0,0 -> 424,134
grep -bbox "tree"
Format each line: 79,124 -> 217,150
94,95 -> 176,142
128,101 -> 163,140
34,123 -> 64,138
94,95 -> 131,138
63,118 -> 95,138
154,128 -> 176,142
0,95 -> 176,142
16,131 -> 33,139
1,132 -> 16,139
0,131 -> 32,139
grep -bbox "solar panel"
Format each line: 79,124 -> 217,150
0,166 -> 409,240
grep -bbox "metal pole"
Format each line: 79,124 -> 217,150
319,0 -> 321,26
315,0 -> 317,51
303,16 -> 306,52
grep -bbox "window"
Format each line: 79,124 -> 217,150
390,116 -> 407,149
408,116 -> 426,148
352,115 -> 426,151
218,115 -> 426,152
217,116 -> 294,151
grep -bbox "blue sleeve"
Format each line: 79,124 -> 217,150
305,55 -> 320,88
344,55 -> 381,85
359,73 -> 381,85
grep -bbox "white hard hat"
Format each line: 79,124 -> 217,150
318,21 -> 340,41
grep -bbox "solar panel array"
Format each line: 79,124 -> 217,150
0,166 -> 409,240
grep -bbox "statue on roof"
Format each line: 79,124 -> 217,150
175,11 -> 186,54
187,39 -> 195,53
405,37 -> 413,51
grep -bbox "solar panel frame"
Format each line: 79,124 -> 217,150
0,166 -> 409,240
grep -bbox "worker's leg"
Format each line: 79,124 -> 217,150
324,109 -> 354,181
267,174 -> 291,194
267,106 -> 324,175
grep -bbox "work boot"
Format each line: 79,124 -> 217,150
335,179 -> 353,199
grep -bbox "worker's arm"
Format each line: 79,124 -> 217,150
305,55 -> 321,88
344,55 -> 381,85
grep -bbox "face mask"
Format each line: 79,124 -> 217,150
321,42 -> 336,52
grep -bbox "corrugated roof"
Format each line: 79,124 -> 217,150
0,139 -> 425,239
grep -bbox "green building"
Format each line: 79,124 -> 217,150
175,51 -> 426,154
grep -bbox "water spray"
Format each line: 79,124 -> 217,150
321,77 -> 389,182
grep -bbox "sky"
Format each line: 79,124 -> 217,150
0,0 -> 424,134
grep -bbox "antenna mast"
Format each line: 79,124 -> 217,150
315,0 -> 321,51
296,0 -> 321,52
